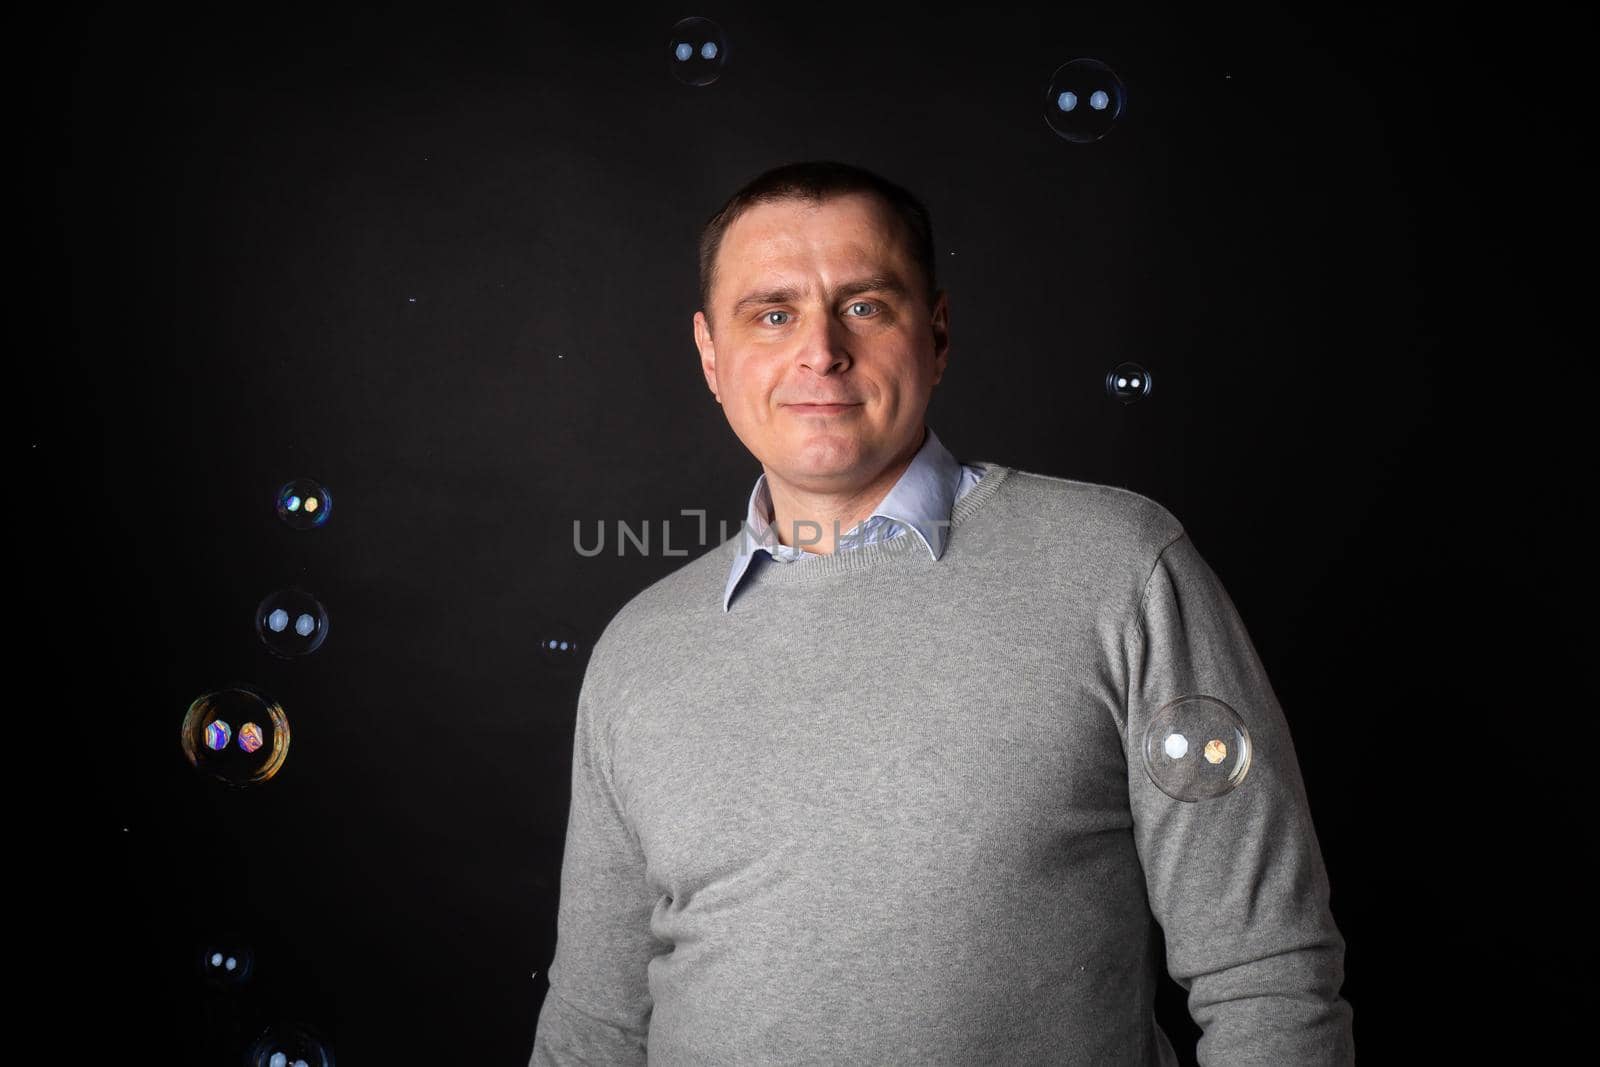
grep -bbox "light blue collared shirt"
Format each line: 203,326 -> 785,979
722,425 -> 986,612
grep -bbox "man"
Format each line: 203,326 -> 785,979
531,160 -> 1353,1065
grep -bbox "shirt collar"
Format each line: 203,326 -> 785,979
721,424 -> 963,612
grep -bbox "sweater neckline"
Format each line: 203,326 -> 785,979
731,462 -> 1013,588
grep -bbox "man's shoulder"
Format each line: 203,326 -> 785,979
588,535 -> 739,660
978,463 -> 1187,559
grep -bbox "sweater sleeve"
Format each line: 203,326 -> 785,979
1124,531 -> 1354,1065
530,646 -> 660,1066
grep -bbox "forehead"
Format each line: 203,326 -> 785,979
720,192 -> 907,275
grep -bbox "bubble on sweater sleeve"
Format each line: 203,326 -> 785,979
1141,694 -> 1253,802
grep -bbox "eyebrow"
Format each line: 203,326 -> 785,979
730,272 -> 910,317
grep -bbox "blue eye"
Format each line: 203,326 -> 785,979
762,302 -> 877,327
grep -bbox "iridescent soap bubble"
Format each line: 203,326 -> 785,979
1105,361 -> 1153,405
256,588 -> 330,657
1043,58 -> 1126,143
196,937 -> 254,989
1142,694 -> 1252,802
537,618 -> 587,673
245,1022 -> 335,1067
180,687 -> 291,787
276,478 -> 332,530
668,16 -> 728,86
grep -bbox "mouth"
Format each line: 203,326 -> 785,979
784,402 -> 861,415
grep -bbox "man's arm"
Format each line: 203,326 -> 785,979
531,639 -> 661,1066
1124,530 -> 1355,1064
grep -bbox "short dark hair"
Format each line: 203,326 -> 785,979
697,160 -> 939,334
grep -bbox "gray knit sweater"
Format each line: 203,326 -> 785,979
531,463 -> 1354,1065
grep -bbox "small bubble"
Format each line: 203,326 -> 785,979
668,17 -> 729,86
1104,361 -> 1153,405
538,619 -> 589,674
275,478 -> 332,529
198,938 -> 254,988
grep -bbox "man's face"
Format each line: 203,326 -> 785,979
692,192 -> 949,495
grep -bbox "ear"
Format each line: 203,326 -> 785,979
929,290 -> 950,385
694,310 -> 720,399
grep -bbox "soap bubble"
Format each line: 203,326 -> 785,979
1042,58 -> 1126,143
668,16 -> 728,86
256,588 -> 331,657
179,686 -> 291,787
196,937 -> 254,989
276,478 -> 332,530
537,618 -> 587,673
1142,694 -> 1252,802
244,1022 -> 335,1067
1105,361 -> 1153,404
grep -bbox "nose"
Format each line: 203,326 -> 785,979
795,318 -> 853,377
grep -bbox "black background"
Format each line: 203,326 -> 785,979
27,0 -> 1579,1061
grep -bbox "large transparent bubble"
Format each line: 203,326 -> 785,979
1142,694 -> 1252,802
179,686 -> 291,787
1043,58 -> 1127,143
244,1022 -> 335,1067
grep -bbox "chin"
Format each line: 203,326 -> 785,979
785,441 -> 870,474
